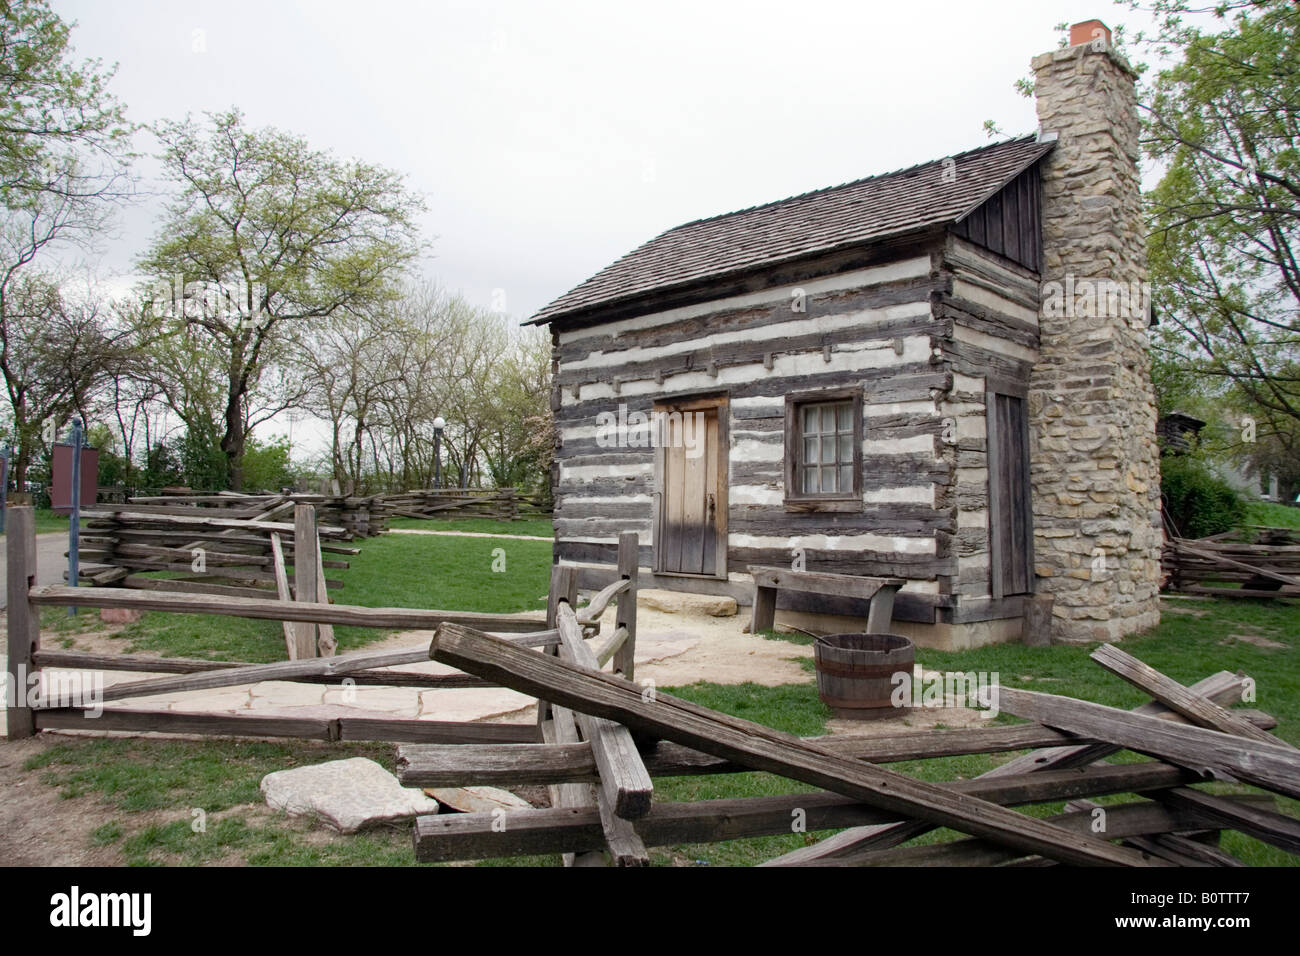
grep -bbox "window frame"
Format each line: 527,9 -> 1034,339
783,386 -> 864,513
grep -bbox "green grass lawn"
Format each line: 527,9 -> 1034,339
62,531 -> 554,662
387,516 -> 553,537
1246,500 -> 1300,530
1,508 -> 81,535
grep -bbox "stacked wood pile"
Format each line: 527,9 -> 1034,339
1163,526 -> 1300,599
78,498 -> 357,609
377,487 -> 546,521
398,637 -> 1300,867
125,491 -> 390,537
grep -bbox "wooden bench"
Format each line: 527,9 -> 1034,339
747,566 -> 906,635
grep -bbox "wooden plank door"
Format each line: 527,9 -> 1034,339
656,400 -> 726,576
987,391 -> 1034,598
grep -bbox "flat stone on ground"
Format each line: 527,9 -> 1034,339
639,589 -> 737,617
425,785 -> 532,814
260,757 -> 437,833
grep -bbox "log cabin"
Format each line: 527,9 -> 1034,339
528,20 -> 1163,649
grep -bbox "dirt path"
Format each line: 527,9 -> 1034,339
0,737 -> 123,866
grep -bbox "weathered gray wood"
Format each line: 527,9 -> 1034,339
120,574 -> 277,601
1090,644 -> 1286,747
36,707 -> 338,739
80,508 -> 347,537
1173,540 -> 1300,590
614,531 -> 638,681
760,671 -> 1270,865
998,687 -> 1300,800
865,584 -> 899,633
430,623 -> 1164,866
749,566 -> 903,600
1022,593 -> 1054,646
30,584 -> 550,633
34,708 -> 538,743
1153,787 -> 1300,855
30,649 -> 492,688
748,566 -> 904,634
538,565 -> 579,732
574,578 -> 630,626
392,722 -> 1120,787
594,627 -> 629,668
269,533 -> 297,657
315,535 -> 337,657
749,579 -> 778,633
336,717 -> 537,744
555,601 -> 653,819
1119,834 -> 1221,867
986,670 -> 1251,777
57,647 -> 435,705
811,800 -> 1237,868
292,504 -> 319,658
398,742 -> 597,787
412,761 -> 1199,862
541,713 -> 610,867
1130,832 -> 1246,868
110,542 -> 274,566
5,508 -> 39,737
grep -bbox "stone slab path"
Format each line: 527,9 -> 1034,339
0,599 -> 818,737
1,593 -> 1006,738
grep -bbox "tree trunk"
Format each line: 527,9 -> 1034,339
222,390 -> 245,492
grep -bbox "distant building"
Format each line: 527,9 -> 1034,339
1156,412 -> 1206,456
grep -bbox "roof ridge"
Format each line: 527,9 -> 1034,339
663,133 -> 1041,234
528,132 -> 1053,325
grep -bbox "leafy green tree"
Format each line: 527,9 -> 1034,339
240,435 -> 295,492
137,108 -> 424,489
1132,2 -> 1300,428
0,0 -> 132,489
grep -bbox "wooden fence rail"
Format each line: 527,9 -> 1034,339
4,506 -> 637,752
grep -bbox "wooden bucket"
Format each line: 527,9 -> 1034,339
814,633 -> 915,720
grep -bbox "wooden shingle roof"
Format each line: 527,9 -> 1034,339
530,134 -> 1053,326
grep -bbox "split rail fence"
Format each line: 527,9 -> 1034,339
10,503 -> 1300,866
1163,526 -> 1300,599
377,488 -> 545,522
399,633 -> 1300,866
5,507 -> 636,749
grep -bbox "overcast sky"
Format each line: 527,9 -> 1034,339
55,0 -> 1168,317
50,0 -> 1165,455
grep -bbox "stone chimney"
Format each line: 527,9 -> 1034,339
1028,21 -> 1163,642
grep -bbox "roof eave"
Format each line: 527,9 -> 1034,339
528,224 -> 948,331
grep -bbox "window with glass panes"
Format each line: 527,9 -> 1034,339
799,401 -> 855,494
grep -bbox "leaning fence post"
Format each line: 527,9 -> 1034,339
615,532 -> 638,683
537,564 -> 578,733
6,506 -> 39,737
292,504 -> 320,658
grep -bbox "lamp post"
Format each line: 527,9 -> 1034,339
433,416 -> 446,489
